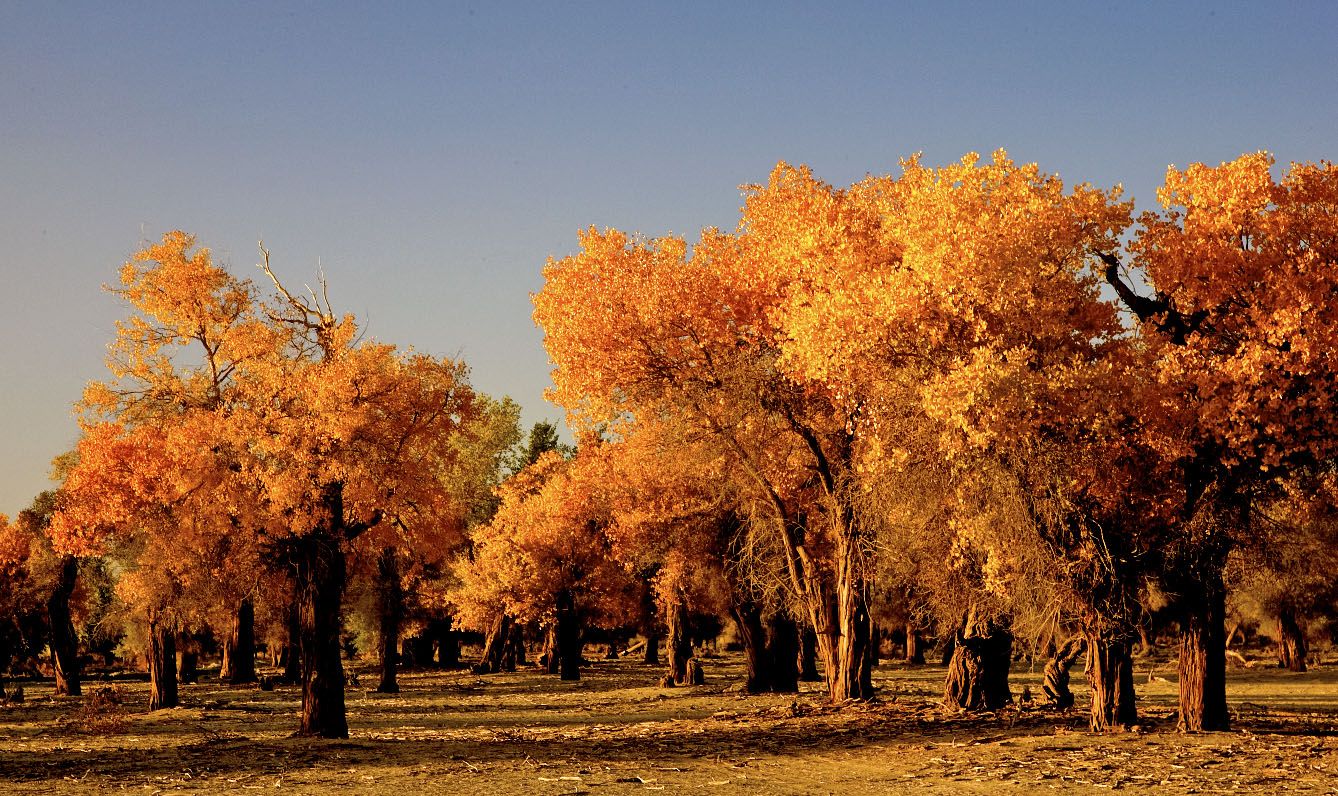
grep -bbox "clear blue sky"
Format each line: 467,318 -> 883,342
2,1 -> 1335,516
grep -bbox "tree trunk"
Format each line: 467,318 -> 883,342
943,617 -> 1012,711
1042,637 -> 1084,709
799,626 -> 820,681
148,618 -> 178,710
476,613 -> 512,674
177,633 -> 199,684
437,617 -> 461,669
905,623 -> 925,665
732,600 -> 770,694
375,547 -> 402,693
555,589 -> 582,681
511,621 -> 528,668
1277,607 -> 1307,673
294,529 -> 349,738
766,612 -> 800,693
47,555 -> 81,697
1086,633 -> 1137,732
1177,567 -> 1229,732
665,596 -> 692,685
642,631 -> 661,665
225,599 -> 257,685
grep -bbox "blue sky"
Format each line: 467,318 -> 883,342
2,1 -> 1336,515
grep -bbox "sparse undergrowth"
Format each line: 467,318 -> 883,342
0,652 -> 1334,794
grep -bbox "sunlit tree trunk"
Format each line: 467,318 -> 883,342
1086,633 -> 1137,732
148,616 -> 178,710
905,623 -> 925,665
476,613 -> 512,674
47,555 -> 81,697
1043,636 -> 1084,709
1177,565 -> 1229,732
376,546 -> 402,693
665,595 -> 692,685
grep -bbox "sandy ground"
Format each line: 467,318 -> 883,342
0,650 -> 1335,794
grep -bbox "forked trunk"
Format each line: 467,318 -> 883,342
665,596 -> 692,685
47,555 -> 81,697
1086,633 -> 1137,732
555,590 -> 582,681
376,547 -> 402,693
476,613 -> 513,674
1277,607 -> 1307,673
226,599 -> 257,685
148,618 -> 178,710
295,529 -> 349,738
1177,567 -> 1229,732
1042,637 -> 1084,709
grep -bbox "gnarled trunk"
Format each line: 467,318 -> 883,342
375,547 -> 402,693
905,623 -> 925,665
1277,607 -> 1307,673
555,589 -> 582,681
224,599 -> 257,685
1086,633 -> 1137,732
294,529 -> 349,738
1042,637 -> 1084,709
1177,566 -> 1229,732
943,615 -> 1012,711
47,555 -> 81,697
148,618 -> 178,710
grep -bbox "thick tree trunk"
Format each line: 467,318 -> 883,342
643,631 -> 661,666
476,613 -> 512,674
665,596 -> 692,685
943,617 -> 1012,711
1277,607 -> 1307,673
47,555 -> 81,697
905,623 -> 925,665
437,617 -> 461,669
555,590 -> 582,681
1086,633 -> 1137,732
225,599 -> 258,685
375,547 -> 402,693
1042,637 -> 1085,709
1177,568 -> 1229,732
508,621 -> 527,669
294,529 -> 349,738
732,600 -> 770,694
148,618 -> 178,711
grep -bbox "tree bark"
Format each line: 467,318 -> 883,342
732,600 -> 770,694
225,599 -> 258,685
375,547 -> 402,693
1177,567 -> 1229,732
47,555 -> 81,697
294,529 -> 349,738
665,596 -> 692,685
905,623 -> 925,665
281,598 -> 301,684
766,612 -> 800,693
555,589 -> 582,681
943,616 -> 1012,711
476,613 -> 512,674
1042,637 -> 1084,709
1277,607 -> 1307,673
1086,633 -> 1137,732
148,618 -> 178,710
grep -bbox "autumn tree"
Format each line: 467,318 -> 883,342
1100,154 -> 1338,730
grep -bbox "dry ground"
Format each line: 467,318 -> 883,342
0,649 -> 1335,794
